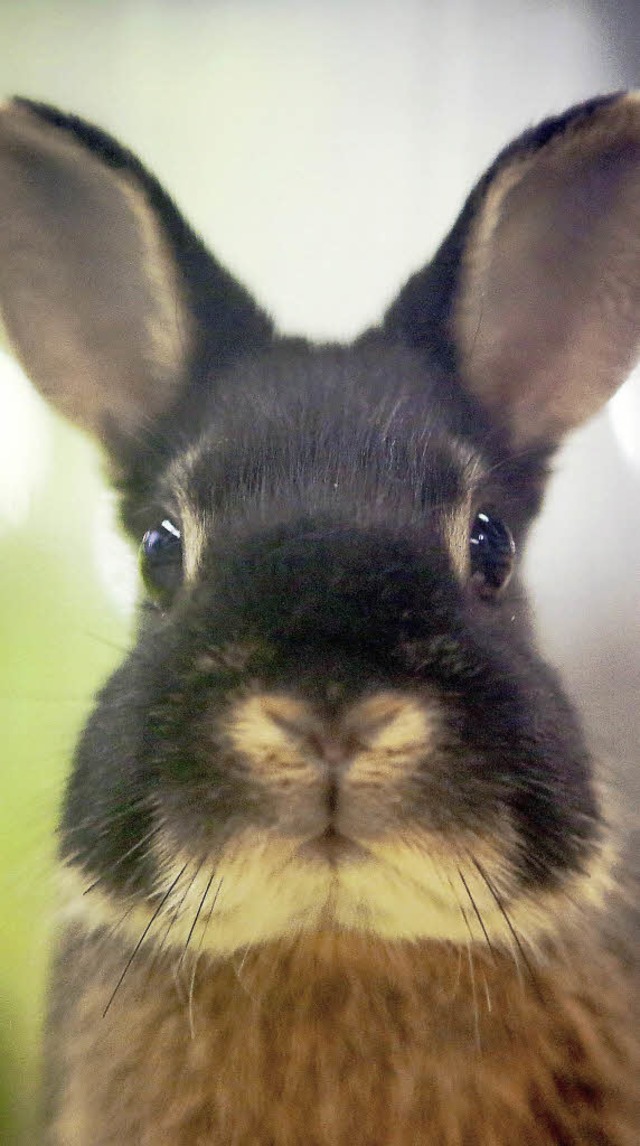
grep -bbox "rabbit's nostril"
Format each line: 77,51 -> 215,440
259,697 -> 357,768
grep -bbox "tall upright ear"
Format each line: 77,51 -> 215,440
0,99 -> 273,457
385,93 -> 640,450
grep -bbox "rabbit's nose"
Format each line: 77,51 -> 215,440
246,694 -> 359,774
244,693 -> 423,768
226,691 -> 434,780
225,689 -> 437,841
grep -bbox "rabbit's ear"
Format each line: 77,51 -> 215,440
0,99 -> 272,455
386,93 -> 640,449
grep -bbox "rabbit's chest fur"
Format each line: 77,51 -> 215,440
47,926 -> 638,1146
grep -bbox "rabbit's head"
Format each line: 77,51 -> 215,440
1,94 -> 638,958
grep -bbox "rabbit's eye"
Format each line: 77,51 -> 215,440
469,511 -> 515,596
140,518 -> 183,604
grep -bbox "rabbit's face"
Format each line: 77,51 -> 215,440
60,341 -> 602,954
2,94 -> 638,960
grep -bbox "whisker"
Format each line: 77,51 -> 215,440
482,970 -> 492,1013
234,941 -> 253,978
159,859 -> 206,980
181,865 -> 224,1036
449,876 -> 474,945
63,796 -> 154,837
447,943 -> 464,1001
465,940 -> 481,1051
147,906 -> 179,970
178,864 -> 218,971
139,873 -> 194,987
187,950 -> 203,1039
84,631 -> 131,655
197,876 -> 224,956
458,866 -> 496,959
365,840 -> 449,903
471,857 -> 544,1002
106,898 -> 139,941
102,863 -> 188,1018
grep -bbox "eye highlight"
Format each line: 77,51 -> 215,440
140,518 -> 183,604
469,511 -> 515,596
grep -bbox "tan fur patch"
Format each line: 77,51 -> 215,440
176,495 -> 209,581
162,446 -> 211,581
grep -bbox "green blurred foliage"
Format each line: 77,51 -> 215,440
0,391 -> 131,1144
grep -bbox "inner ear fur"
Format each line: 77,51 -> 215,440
0,99 -> 272,454
388,93 -> 640,451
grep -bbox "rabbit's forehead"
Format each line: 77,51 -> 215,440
165,375 -> 484,510
147,342 -> 493,586
169,426 -> 482,503
162,341 -> 485,507
164,421 -> 484,583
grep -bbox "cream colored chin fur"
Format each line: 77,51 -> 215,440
59,813 -> 613,966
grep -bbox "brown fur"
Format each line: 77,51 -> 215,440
45,922 -> 638,1145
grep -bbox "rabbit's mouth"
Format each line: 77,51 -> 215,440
58,810 -> 613,979
57,673 -> 609,969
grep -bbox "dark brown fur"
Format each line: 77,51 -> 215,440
47,926 -> 638,1146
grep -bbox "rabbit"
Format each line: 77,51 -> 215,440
0,91 -> 639,1145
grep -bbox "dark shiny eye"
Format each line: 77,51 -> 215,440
140,519 -> 183,603
469,511 -> 515,596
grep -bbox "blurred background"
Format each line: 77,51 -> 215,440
1,1 -> 639,1140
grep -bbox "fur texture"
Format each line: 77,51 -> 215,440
46,928 -> 637,1145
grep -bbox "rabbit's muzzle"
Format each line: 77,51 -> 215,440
223,689 -> 438,848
